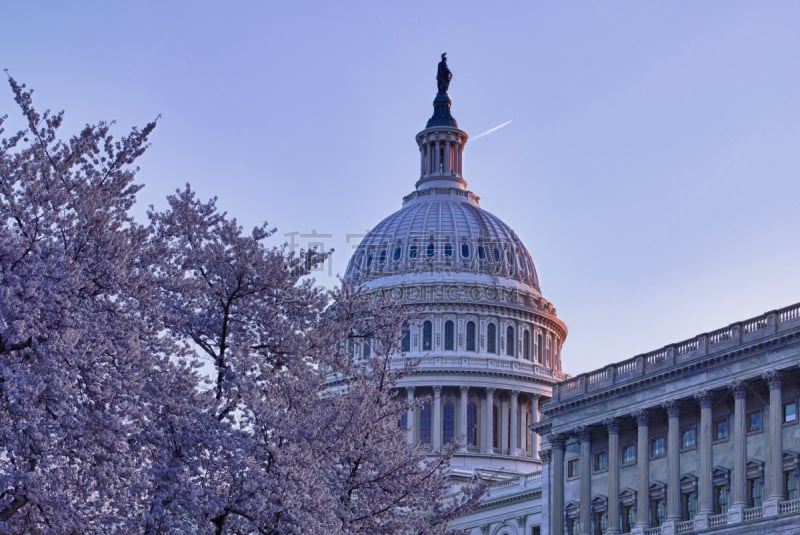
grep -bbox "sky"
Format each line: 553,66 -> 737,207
3,1 -> 800,376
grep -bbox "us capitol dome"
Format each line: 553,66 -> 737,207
343,54 -> 567,479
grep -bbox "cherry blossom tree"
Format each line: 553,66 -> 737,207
0,75 -> 211,532
0,76 -> 480,533
150,188 -> 482,533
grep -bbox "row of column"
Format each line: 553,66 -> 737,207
420,138 -> 463,177
405,385 -> 541,457
547,372 -> 785,535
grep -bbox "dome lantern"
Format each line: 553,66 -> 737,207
415,53 -> 469,191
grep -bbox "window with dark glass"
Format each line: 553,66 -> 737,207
393,246 -> 402,261
443,402 -> 455,443
477,245 -> 486,260
681,427 -> 697,450
467,402 -> 478,447
444,320 -> 454,351
444,243 -> 452,257
401,324 -> 410,352
714,418 -> 729,441
487,323 -> 497,354
622,444 -> 637,465
785,470 -> 799,500
426,243 -> 434,257
506,326 -> 515,357
422,321 -> 432,351
523,330 -> 531,359
567,458 -> 580,478
714,485 -> 729,514
748,476 -> 763,507
651,499 -> 665,527
461,243 -> 470,258
650,436 -> 666,458
622,505 -> 635,533
593,451 -> 608,472
682,491 -> 697,520
466,321 -> 476,352
419,401 -> 432,444
493,247 -> 501,262
379,249 -> 386,264
400,412 -> 408,430
409,245 -> 418,259
747,410 -> 762,432
593,511 -> 606,535
784,401 -> 798,424
536,332 -> 543,363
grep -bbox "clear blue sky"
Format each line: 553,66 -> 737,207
4,1 -> 800,376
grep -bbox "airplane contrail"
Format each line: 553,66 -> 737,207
471,120 -> 512,141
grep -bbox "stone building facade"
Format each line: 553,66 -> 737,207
536,304 -> 800,535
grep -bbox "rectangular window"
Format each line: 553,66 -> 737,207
567,458 -> 580,478
650,436 -> 666,458
747,410 -> 762,433
681,427 -> 697,450
531,528 -> 541,535
622,505 -> 635,533
622,444 -> 636,465
593,451 -> 608,472
651,499 -> 666,527
714,485 -> 729,514
748,477 -> 763,507
786,471 -> 799,500
593,511 -> 606,535
784,401 -> 798,424
714,418 -> 729,441
682,491 -> 697,521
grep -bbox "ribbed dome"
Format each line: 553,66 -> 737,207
343,187 -> 540,292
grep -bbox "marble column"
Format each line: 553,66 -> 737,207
484,388 -> 495,454
510,390 -> 519,456
635,410 -> 650,529
406,386 -> 415,444
695,391 -> 713,523
531,394 -> 541,458
551,436 -> 566,535
460,386 -> 469,453
606,419 -> 621,535
764,371 -> 783,514
579,427 -> 592,535
433,386 -> 442,450
665,401 -> 681,522
730,382 -> 748,512
501,396 -> 509,454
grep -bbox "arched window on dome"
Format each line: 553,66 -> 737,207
545,334 -> 551,366
506,326 -> 515,357
461,243 -> 470,258
393,245 -> 402,261
523,330 -> 531,360
444,321 -> 454,351
487,323 -> 497,354
409,245 -> 418,259
426,243 -> 435,258
466,321 -> 476,352
444,243 -> 453,257
443,401 -> 455,443
422,321 -> 433,351
378,248 -> 386,265
536,332 -> 543,364
420,401 -> 432,445
401,323 -> 410,352
467,402 -> 478,448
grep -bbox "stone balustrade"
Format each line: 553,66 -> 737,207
553,302 -> 800,402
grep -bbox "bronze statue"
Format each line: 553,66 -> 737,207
437,53 -> 452,94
